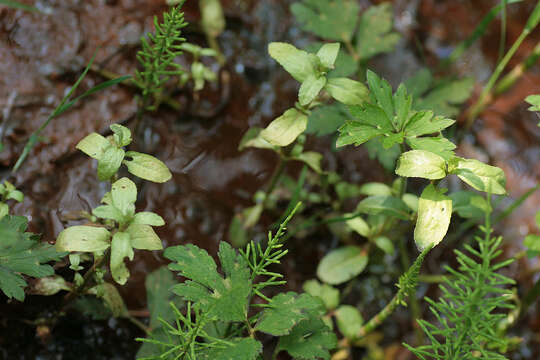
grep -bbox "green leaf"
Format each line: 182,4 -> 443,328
356,3 -> 400,60
97,146 -> 125,181
317,246 -> 368,285
336,103 -> 394,147
76,133 -> 110,160
87,282 -> 129,317
0,216 -> 64,301
56,226 -> 111,252
111,177 -> 137,217
0,203 -> 9,219
110,124 -> 132,147
316,43 -> 340,69
336,122 -> 384,147
395,150 -> 447,180
199,338 -> 262,360
414,184 -> 452,251
404,111 -> 455,137
92,205 -> 124,223
293,151 -> 323,173
299,75 -> 327,106
346,216 -> 370,237
291,0 -> 360,41
260,108 -> 308,147
165,242 -> 251,322
238,127 -> 275,150
406,136 -> 456,160
374,235 -> 395,254
110,232 -> 134,285
393,84 -> 413,129
133,212 -> 165,226
448,157 -> 506,195
525,234 -> 540,252
277,318 -> 337,360
365,138 -> 401,171
356,195 -> 410,220
32,275 -> 72,296
366,70 -> 394,119
358,182 -> 392,196
126,224 -> 163,250
382,131 -> 404,149
145,266 -> 181,328
124,151 -> 172,183
256,292 -> 324,336
268,42 -> 317,82
449,191 -> 490,219
404,68 -> 433,98
525,94 -> 540,111
335,305 -> 363,339
414,78 -> 474,117
402,193 -> 419,212
303,280 -> 339,311
325,78 -> 369,105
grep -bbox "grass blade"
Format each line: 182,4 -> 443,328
0,0 -> 39,12
12,52 -> 129,172
442,0 -> 522,67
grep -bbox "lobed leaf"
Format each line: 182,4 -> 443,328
256,292 -> 324,336
277,318 -> 337,360
291,0 -> 360,41
356,3 -> 400,60
165,242 -> 251,322
0,216 -> 65,301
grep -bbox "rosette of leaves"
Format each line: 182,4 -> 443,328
76,124 -> 172,183
338,70 -> 507,252
0,181 -> 24,219
178,43 -> 218,91
56,177 -> 165,285
138,207 -> 337,359
256,42 -> 368,147
0,215 -> 65,301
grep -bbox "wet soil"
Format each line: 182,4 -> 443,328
0,0 -> 539,359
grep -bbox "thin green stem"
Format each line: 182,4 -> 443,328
467,1 -> 540,128
467,30 -> 528,128
494,42 -> 540,94
357,293 -> 400,338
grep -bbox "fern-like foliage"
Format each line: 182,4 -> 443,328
137,204 -> 337,360
135,3 -> 187,109
405,211 -> 516,359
